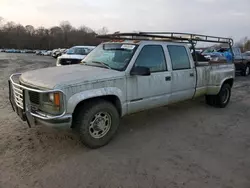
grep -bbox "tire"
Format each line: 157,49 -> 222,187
205,95 -> 216,106
215,83 -> 231,108
205,83 -> 231,108
241,65 -> 250,76
74,100 -> 120,149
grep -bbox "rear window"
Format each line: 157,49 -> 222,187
167,45 -> 191,70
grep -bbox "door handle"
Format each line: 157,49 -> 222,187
165,76 -> 171,81
190,73 -> 194,77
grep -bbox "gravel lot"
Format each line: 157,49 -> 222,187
1,53 -> 250,188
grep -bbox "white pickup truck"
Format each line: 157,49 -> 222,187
9,32 -> 235,148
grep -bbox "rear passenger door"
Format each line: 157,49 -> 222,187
167,45 -> 196,103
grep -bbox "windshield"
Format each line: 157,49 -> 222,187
83,43 -> 138,71
67,47 -> 91,55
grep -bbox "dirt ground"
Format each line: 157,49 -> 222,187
0,53 -> 250,188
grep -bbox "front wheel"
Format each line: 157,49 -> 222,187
74,100 -> 120,148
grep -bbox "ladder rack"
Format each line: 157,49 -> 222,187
97,32 -> 234,46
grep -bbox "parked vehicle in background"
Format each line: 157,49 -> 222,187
26,49 -> 35,54
9,32 -> 235,148
41,50 -> 52,56
35,50 -> 41,55
202,47 -> 250,76
5,49 -> 18,53
45,51 -> 52,56
52,48 -> 67,58
56,46 -> 95,66
231,48 -> 250,76
243,51 -> 250,59
52,49 -> 60,58
36,50 -> 46,55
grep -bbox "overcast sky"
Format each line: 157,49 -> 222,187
0,0 -> 249,41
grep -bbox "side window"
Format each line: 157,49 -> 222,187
134,45 -> 167,72
167,45 -> 191,70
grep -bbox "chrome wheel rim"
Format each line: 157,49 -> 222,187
222,88 -> 230,104
89,112 -> 111,139
246,67 -> 250,75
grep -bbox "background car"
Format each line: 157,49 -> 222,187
42,50 -> 52,56
56,46 -> 95,66
52,48 -> 67,58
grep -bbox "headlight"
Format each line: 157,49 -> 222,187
49,93 -> 54,102
39,92 -> 63,115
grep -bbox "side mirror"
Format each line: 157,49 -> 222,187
130,66 -> 151,76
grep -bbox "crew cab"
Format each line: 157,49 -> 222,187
56,46 -> 95,66
9,32 -> 235,148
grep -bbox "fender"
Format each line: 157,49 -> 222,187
67,87 -> 125,114
207,76 -> 234,95
220,76 -> 234,88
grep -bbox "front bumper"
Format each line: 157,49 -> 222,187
9,73 -> 72,128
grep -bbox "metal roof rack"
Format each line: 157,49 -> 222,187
97,32 -> 234,46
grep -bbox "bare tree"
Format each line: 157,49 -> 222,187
25,25 -> 35,35
97,27 -> 109,35
0,19 -> 107,49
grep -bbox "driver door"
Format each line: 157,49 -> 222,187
126,45 -> 172,114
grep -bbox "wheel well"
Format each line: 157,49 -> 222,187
223,78 -> 234,88
71,95 -> 122,128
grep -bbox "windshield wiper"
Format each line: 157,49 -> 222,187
82,61 -> 112,70
91,61 -> 112,69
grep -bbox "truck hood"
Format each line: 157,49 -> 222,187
20,65 -> 124,89
58,54 -> 86,60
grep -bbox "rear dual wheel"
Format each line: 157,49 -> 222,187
206,83 -> 231,108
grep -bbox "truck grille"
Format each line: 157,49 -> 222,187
12,84 -> 24,109
59,58 -> 81,65
29,91 -> 40,104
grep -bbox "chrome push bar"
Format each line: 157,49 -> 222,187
9,73 -> 67,121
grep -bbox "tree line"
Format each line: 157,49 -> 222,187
0,17 -> 250,51
0,17 -> 108,50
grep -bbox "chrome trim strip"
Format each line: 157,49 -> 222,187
10,73 -> 67,120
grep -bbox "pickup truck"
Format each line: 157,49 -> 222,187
9,32 -> 235,148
